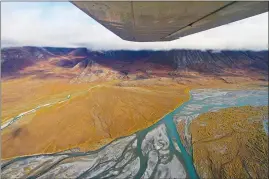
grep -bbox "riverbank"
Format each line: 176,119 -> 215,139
2,88 -> 268,179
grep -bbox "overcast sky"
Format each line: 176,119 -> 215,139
1,2 -> 268,50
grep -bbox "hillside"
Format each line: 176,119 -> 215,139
2,47 -> 268,82
1,47 -> 268,159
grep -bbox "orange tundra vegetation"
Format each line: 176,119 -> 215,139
1,78 -> 92,123
2,47 -> 267,160
2,80 -> 190,159
190,106 -> 268,179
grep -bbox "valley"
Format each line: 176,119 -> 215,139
2,83 -> 189,159
1,88 -> 267,179
1,47 -> 268,178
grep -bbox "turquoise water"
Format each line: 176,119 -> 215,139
2,88 -> 268,179
164,113 -> 198,179
143,88 -> 268,178
163,88 -> 268,178
263,120 -> 268,135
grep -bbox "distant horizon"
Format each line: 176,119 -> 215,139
1,45 -> 268,52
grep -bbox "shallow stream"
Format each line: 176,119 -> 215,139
1,88 -> 268,179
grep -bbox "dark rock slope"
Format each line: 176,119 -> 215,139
1,47 -> 55,75
1,46 -> 268,78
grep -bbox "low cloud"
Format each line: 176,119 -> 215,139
1,2 -> 268,50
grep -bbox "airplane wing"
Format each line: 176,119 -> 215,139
72,1 -> 268,42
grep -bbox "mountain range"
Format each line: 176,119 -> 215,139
1,46 -> 268,159
2,46 -> 268,84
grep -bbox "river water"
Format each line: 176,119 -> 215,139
1,88 -> 268,179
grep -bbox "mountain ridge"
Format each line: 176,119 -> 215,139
1,47 -> 268,84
